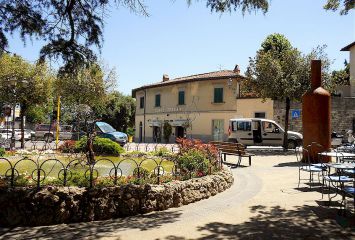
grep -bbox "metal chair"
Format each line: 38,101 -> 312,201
296,147 -> 323,188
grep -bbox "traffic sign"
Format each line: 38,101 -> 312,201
291,110 -> 300,119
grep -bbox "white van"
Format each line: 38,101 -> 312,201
228,118 -> 303,149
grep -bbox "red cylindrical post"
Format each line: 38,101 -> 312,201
302,60 -> 331,163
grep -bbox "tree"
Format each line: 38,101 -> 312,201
331,60 -> 350,87
188,0 -> 269,14
163,121 -> 172,143
0,53 -> 53,148
323,0 -> 354,15
246,34 -> 331,150
0,1 -> 349,75
99,91 -> 136,132
0,0 -> 148,74
55,63 -> 115,111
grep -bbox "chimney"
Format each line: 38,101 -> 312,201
233,64 -> 240,74
163,74 -> 169,82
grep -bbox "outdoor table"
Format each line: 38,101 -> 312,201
325,162 -> 355,170
318,152 -> 355,163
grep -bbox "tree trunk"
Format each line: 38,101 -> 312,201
283,97 -> 290,151
20,104 -> 26,149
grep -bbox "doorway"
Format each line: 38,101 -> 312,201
252,120 -> 262,144
139,122 -> 143,143
175,126 -> 185,139
212,120 -> 224,141
153,126 -> 161,143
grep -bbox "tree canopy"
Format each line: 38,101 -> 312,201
323,0 -> 354,15
331,60 -> 350,86
1,0 -> 349,75
99,91 -> 136,132
245,33 -> 331,149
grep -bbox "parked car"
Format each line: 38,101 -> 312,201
0,129 -> 31,141
0,129 -> 19,140
228,118 -> 303,149
34,124 -> 73,142
95,122 -> 128,146
15,129 -> 33,141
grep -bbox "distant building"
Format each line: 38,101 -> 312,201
339,41 -> 355,97
132,65 -> 273,143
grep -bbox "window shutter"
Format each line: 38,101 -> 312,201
214,88 -> 223,103
155,94 -> 161,107
178,91 -> 185,105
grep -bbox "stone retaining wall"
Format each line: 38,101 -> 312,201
0,170 -> 233,227
273,97 -> 355,133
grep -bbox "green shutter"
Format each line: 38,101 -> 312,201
155,94 -> 161,107
214,88 -> 223,103
140,97 -> 144,108
178,91 -> 185,105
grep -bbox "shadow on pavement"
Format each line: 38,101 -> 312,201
0,210 -> 182,240
273,161 -> 299,167
159,205 -> 354,240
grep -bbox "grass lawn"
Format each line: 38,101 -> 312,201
0,155 -> 175,179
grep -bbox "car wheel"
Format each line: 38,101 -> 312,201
287,139 -> 297,149
44,134 -> 54,143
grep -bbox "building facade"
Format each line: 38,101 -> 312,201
132,66 -> 273,143
339,41 -> 355,97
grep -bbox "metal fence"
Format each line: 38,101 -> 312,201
0,143 -> 221,189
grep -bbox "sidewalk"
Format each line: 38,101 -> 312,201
0,154 -> 354,239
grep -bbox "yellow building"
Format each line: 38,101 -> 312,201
132,66 -> 273,143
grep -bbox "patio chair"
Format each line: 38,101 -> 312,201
341,168 -> 355,212
322,152 -> 354,202
296,147 -> 323,188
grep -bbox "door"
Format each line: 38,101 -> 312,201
212,120 -> 224,141
139,122 -> 143,143
252,120 -> 262,145
261,121 -> 284,146
175,126 -> 185,139
233,121 -> 253,145
153,126 -> 161,143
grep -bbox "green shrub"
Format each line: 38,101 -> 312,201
66,170 -> 90,187
0,147 -> 5,157
126,127 -> 135,136
58,140 -> 77,153
151,146 -> 172,157
75,137 -> 125,156
177,149 -> 210,175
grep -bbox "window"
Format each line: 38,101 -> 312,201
254,112 -> 266,118
262,122 -> 280,133
178,90 -> 185,105
236,121 -> 251,131
139,97 -> 144,109
155,94 -> 161,107
214,87 -> 224,103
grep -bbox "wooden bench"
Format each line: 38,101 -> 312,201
210,141 -> 254,166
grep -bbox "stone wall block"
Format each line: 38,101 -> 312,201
0,170 -> 233,227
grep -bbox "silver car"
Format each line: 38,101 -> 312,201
34,124 -> 73,142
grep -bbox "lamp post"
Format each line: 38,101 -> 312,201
7,79 -> 28,150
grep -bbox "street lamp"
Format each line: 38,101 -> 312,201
7,79 -> 28,150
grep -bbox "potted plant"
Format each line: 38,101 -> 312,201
163,121 -> 172,143
126,127 -> 135,142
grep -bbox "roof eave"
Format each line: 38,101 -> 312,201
341,41 -> 355,51
131,74 -> 247,98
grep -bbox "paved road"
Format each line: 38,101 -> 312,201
0,155 -> 353,240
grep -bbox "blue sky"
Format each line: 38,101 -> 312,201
8,0 -> 355,95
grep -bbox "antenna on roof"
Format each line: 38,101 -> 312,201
217,64 -> 224,70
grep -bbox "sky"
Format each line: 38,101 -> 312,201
8,0 -> 355,95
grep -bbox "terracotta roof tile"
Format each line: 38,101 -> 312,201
132,70 -> 245,96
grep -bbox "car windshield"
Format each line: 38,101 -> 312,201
96,122 -> 116,133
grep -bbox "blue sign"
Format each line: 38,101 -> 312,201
291,110 -> 301,119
